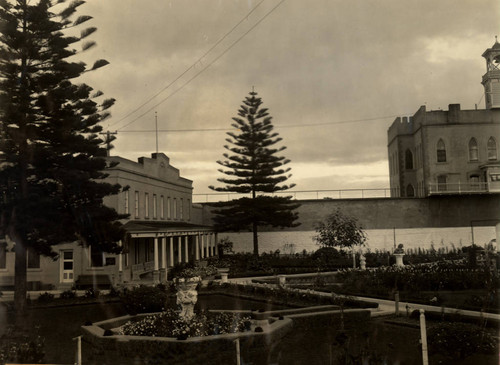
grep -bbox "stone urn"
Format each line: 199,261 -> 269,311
217,268 -> 230,283
175,276 -> 201,321
393,244 -> 405,267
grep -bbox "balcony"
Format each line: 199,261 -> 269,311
428,182 -> 491,195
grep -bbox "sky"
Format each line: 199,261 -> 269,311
73,0 -> 499,200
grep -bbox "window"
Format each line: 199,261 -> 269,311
0,240 -> 6,269
153,194 -> 157,219
468,138 -> 478,161
179,198 -> 183,220
27,247 -> 40,269
145,193 -> 149,218
405,149 -> 413,170
437,175 -> 447,192
160,195 -> 164,219
134,191 -> 139,218
173,198 -> 177,219
437,139 -> 446,162
187,199 -> 191,220
89,246 -> 104,267
167,197 -> 171,219
470,175 -> 480,189
124,190 -> 129,214
487,137 -> 497,160
406,184 -> 415,197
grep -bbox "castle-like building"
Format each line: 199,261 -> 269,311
388,40 -> 500,197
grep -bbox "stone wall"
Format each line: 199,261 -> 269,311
201,194 -> 500,231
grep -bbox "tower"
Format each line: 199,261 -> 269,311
482,37 -> 500,109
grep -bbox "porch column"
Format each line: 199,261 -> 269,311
160,237 -> 167,282
195,234 -> 200,261
210,235 -> 213,256
496,223 -> 500,252
207,234 -> 212,257
153,237 -> 159,283
215,233 -> 218,256
177,236 -> 182,264
184,236 -> 189,263
118,240 -> 123,284
169,237 -> 174,268
200,234 -> 205,259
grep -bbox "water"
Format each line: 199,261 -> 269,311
224,226 -> 497,254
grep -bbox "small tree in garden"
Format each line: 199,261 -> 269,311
314,209 -> 366,251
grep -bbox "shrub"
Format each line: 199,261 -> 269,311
59,290 -> 76,299
428,322 -> 497,359
84,288 -> 100,299
120,285 -> 169,314
119,309 -> 251,338
0,334 -> 45,364
37,292 -> 54,303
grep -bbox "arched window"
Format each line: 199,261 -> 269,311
437,139 -> 446,162
487,137 -> 497,160
405,149 -> 413,170
406,184 -> 415,197
468,138 -> 478,161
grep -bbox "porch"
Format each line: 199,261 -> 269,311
119,221 -> 217,285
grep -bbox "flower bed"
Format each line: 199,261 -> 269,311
118,309 -> 251,339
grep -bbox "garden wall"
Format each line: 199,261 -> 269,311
201,194 -> 500,231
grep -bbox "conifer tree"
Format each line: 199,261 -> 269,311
0,0 -> 126,319
210,90 -> 299,255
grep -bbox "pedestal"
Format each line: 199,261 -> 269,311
152,270 -> 160,284
176,277 -> 200,321
159,268 -> 167,283
394,253 -> 405,267
220,272 -> 229,283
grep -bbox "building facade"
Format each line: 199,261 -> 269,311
0,153 -> 216,290
388,41 -> 500,198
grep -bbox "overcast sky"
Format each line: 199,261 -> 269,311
75,0 -> 499,199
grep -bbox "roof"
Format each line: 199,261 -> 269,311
122,220 -> 213,234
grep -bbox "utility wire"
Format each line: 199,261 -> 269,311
116,0 -> 287,132
116,114 -> 405,133
109,0 -> 266,128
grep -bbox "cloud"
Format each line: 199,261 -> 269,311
75,0 -> 498,194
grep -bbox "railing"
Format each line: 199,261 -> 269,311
428,182 -> 490,195
193,188 -> 393,203
131,261 -> 155,280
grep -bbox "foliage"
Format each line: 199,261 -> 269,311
169,262 -> 218,280
314,209 -> 366,250
427,322 -> 497,359
59,290 -> 76,299
336,262 -> 499,298
37,292 -> 55,303
120,285 -> 169,314
209,90 -> 300,255
0,0 -> 126,316
217,237 -> 234,256
84,288 -> 100,299
0,330 -> 44,364
118,309 -> 251,338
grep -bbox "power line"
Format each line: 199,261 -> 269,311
109,0 -> 266,128
116,0 -> 287,132
116,114 -> 405,133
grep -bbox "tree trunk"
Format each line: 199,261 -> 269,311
252,222 -> 259,256
14,237 -> 27,323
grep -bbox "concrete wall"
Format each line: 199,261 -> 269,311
201,194 -> 500,231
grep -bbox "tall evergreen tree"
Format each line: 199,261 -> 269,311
0,0 -> 126,319
209,90 -> 299,255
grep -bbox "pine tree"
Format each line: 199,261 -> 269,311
0,0 -> 126,319
209,90 -> 299,255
